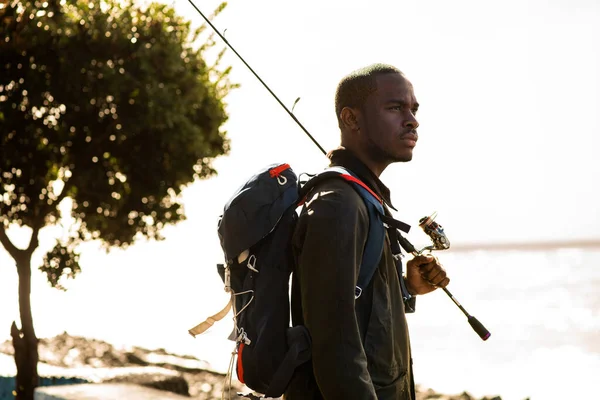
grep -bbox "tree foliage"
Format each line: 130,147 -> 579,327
1,2 -> 235,397
1,0 -> 235,285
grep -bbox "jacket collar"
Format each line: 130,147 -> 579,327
328,147 -> 397,211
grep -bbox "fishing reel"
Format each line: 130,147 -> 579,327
416,212 -> 450,254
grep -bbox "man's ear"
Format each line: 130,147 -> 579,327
340,107 -> 360,131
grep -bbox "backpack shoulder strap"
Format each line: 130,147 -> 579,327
324,167 -> 387,298
300,166 -> 411,299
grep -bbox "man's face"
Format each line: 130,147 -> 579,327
358,73 -> 419,163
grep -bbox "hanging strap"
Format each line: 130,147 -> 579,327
381,214 -> 411,234
188,296 -> 232,337
387,227 -> 416,312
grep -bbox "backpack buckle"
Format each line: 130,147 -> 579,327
393,253 -> 404,261
247,254 -> 259,273
354,286 -> 362,299
224,265 -> 231,293
236,329 -> 252,346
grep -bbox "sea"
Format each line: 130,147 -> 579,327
0,245 -> 598,400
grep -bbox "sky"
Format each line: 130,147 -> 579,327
174,0 -> 600,247
1,0 -> 599,398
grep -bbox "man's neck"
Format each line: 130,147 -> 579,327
344,147 -> 389,177
328,147 -> 396,210
359,157 -> 388,178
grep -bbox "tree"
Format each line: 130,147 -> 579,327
0,0 -> 235,398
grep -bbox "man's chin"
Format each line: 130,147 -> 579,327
392,151 -> 413,163
366,141 -> 413,164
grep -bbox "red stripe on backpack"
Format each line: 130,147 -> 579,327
340,174 -> 383,204
237,342 -> 246,384
269,163 -> 291,178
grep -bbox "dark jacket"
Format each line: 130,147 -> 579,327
285,149 -> 416,400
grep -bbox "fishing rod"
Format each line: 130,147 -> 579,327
188,1 -> 490,341
185,0 -> 326,156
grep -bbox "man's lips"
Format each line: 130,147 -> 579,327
400,132 -> 418,147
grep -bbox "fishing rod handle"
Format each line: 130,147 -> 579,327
468,316 -> 491,341
442,288 -> 491,341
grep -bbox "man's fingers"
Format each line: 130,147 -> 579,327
411,254 -> 435,267
426,271 -> 449,287
409,255 -> 450,288
436,277 -> 450,288
419,261 -> 435,273
422,267 -> 446,285
418,259 -> 449,287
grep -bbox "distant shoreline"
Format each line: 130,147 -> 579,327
446,239 -> 600,252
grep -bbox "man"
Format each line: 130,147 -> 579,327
285,64 -> 450,399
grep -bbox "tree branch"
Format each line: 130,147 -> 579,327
26,224 -> 41,255
26,185 -> 69,255
0,224 -> 22,260
24,177 -> 74,255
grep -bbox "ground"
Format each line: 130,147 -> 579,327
0,333 -> 503,400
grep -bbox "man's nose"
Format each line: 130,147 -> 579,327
404,112 -> 419,130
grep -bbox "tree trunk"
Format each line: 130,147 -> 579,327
11,253 -> 39,400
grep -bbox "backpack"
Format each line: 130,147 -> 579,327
188,163 -> 412,398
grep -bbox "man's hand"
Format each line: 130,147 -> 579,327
405,254 -> 450,295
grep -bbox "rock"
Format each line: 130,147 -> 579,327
415,386 -> 501,400
1,332 -> 245,399
0,333 -> 502,400
125,352 -> 150,366
35,382 -> 192,400
104,372 -> 190,396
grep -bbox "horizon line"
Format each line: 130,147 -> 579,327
445,238 -> 600,252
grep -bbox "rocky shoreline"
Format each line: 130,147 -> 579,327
0,333 -> 503,400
